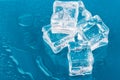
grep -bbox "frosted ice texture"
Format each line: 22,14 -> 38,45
42,0 -> 109,76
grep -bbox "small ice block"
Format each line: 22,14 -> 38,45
51,1 -> 80,34
67,41 -> 94,76
42,25 -> 75,54
78,15 -> 109,50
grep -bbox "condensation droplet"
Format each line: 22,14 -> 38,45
18,14 -> 34,27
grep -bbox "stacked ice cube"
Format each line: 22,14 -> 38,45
42,0 -> 109,76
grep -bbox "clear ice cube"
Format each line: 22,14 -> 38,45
42,25 -> 75,54
67,41 -> 94,76
78,15 -> 109,50
51,1 -> 80,34
51,0 -> 92,34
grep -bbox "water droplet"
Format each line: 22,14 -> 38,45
18,14 -> 34,27
5,48 -> 12,52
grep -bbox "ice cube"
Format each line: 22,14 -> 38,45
78,15 -> 109,50
51,1 -> 80,34
42,25 -> 75,54
67,41 -> 94,76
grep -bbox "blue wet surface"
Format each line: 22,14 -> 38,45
0,0 -> 120,80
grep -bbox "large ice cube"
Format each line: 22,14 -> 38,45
51,1 -> 80,34
67,41 -> 94,76
42,25 -> 75,54
78,15 -> 109,50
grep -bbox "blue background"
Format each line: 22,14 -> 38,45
0,0 -> 120,80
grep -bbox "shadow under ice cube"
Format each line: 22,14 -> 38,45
79,15 -> 109,50
67,41 -> 94,76
42,25 -> 75,54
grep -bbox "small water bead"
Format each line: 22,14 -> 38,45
18,14 -> 34,27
